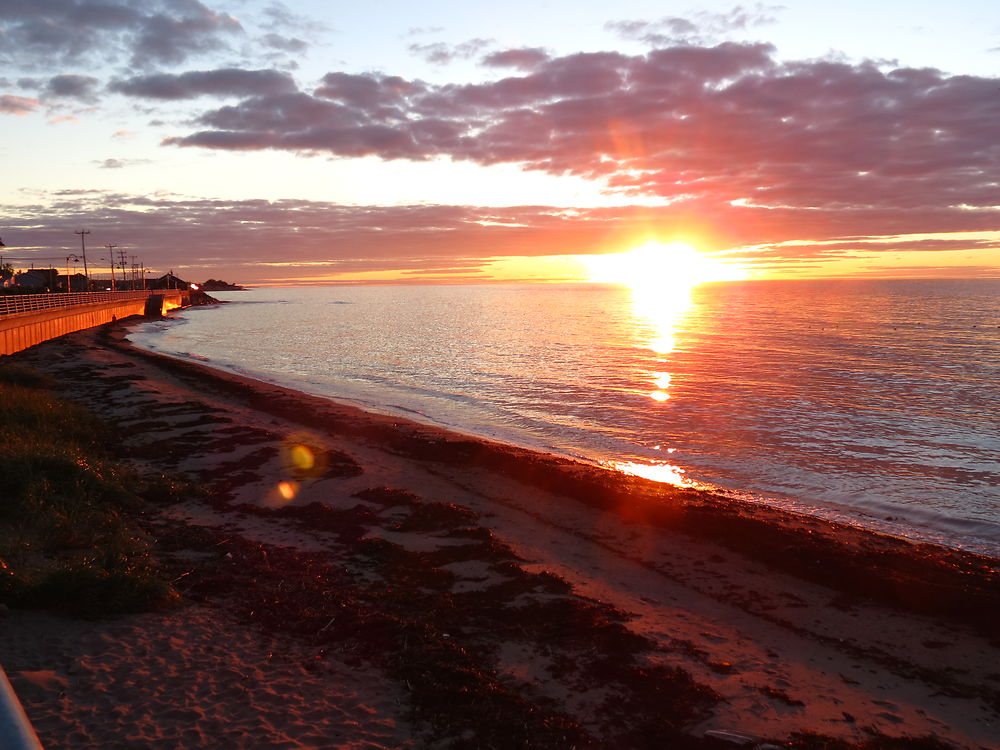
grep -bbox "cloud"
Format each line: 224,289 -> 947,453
96,158 -> 151,168
159,41 -> 1000,245
409,38 -> 493,65
45,74 -> 100,101
608,4 -> 783,46
259,32 -> 308,53
0,192 -> 673,280
132,1 -> 242,67
109,68 -> 297,99
404,26 -> 446,38
481,48 -> 549,71
0,94 -> 39,114
4,191 -> 996,283
259,1 -> 327,36
0,0 -> 242,71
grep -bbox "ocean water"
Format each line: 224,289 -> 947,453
129,279 -> 1000,556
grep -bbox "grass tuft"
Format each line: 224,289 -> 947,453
0,363 -> 55,389
0,364 -> 184,617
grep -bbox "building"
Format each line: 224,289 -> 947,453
148,272 -> 190,290
13,269 -> 58,291
56,273 -> 89,292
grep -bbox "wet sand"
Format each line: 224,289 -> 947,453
2,321 -> 998,749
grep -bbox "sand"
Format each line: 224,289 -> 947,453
2,321 -> 998,749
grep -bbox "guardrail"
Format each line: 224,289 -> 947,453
0,291 -> 159,317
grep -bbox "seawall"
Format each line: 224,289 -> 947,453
0,291 -> 188,356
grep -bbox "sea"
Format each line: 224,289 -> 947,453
128,279 -> 1000,557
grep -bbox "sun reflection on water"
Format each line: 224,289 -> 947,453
628,282 -> 696,406
614,460 -> 698,488
580,240 -> 746,486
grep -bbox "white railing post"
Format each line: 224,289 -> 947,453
0,667 -> 45,750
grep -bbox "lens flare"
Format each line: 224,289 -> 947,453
282,432 -> 328,479
290,443 -> 315,471
262,480 -> 300,508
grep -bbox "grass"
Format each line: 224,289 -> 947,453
0,363 -> 185,617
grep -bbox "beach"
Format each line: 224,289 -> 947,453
3,322 -> 998,749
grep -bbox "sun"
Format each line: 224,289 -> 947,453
580,241 -> 747,291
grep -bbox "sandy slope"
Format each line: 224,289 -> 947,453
2,323 -> 998,749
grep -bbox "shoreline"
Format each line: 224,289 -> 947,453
118,321 -> 1000,622
130,299 -> 1000,561
3,322 -> 999,749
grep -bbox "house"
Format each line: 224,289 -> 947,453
14,269 -> 58,291
148,272 -> 190,290
56,273 -> 89,292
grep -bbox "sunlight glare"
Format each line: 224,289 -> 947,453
614,461 -> 693,487
580,241 -> 747,293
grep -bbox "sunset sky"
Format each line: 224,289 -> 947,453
2,0 -> 999,285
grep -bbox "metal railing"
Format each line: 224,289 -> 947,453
0,291 -> 160,317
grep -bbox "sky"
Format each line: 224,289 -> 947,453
1,0 -> 999,285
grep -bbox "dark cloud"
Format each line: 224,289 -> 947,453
160,41 -> 1000,245
45,74 -> 100,101
109,69 -> 297,99
0,0 -> 242,70
132,1 -> 241,67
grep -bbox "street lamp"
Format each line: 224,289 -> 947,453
65,254 -> 80,293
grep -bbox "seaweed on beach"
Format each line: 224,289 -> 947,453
152,482 -> 721,748
155,522 -> 597,748
784,732 -> 958,750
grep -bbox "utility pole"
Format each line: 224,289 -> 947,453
116,247 -> 128,290
105,244 -> 118,290
74,229 -> 90,290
